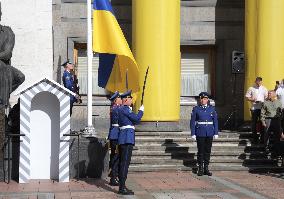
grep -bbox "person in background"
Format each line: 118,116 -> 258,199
190,92 -> 218,176
62,60 -> 77,115
276,79 -> 284,131
260,90 -> 282,152
245,77 -> 268,143
274,81 -> 280,91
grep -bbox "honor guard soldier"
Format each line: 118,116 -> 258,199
190,92 -> 218,176
62,60 -> 77,115
117,90 -> 144,195
108,91 -> 122,186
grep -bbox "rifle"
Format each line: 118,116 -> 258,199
141,66 -> 149,105
73,74 -> 82,104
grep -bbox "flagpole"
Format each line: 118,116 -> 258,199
84,0 -> 96,137
87,0 -> 92,127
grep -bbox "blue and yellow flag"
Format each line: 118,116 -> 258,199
93,0 -> 139,93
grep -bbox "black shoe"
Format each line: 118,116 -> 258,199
109,178 -> 119,186
204,165 -> 212,176
125,187 -> 134,195
197,165 -> 203,176
118,187 -> 134,195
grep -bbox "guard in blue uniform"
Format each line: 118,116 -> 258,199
190,92 -> 218,176
117,90 -> 144,195
62,60 -> 77,115
108,91 -> 122,186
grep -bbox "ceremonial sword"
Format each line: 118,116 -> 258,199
126,69 -> 129,90
141,66 -> 149,105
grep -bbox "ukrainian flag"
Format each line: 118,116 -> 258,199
93,0 -> 139,93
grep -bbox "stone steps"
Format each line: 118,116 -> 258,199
129,131 -> 284,172
130,157 -> 277,165
129,164 -> 284,172
135,137 -> 252,142
132,150 -> 268,156
131,153 -> 271,160
134,144 -> 263,149
135,131 -> 241,137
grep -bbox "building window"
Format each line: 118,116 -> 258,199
74,43 -> 107,95
180,45 -> 216,97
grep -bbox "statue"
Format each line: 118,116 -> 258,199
0,2 -> 25,106
0,2 -> 25,181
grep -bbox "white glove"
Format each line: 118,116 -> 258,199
139,105 -> 144,112
191,135 -> 196,141
214,135 -> 218,139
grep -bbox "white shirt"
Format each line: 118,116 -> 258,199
276,86 -> 284,108
245,85 -> 268,110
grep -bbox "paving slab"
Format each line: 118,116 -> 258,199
0,171 -> 283,198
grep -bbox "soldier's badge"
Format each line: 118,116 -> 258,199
65,76 -> 70,80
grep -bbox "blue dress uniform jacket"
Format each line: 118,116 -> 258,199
62,70 -> 76,103
118,105 -> 143,145
190,105 -> 218,137
108,105 -> 120,140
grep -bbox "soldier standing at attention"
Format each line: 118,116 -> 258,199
62,60 -> 77,115
108,91 -> 121,186
117,90 -> 144,195
190,92 -> 218,176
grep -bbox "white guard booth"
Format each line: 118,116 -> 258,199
17,78 -> 76,183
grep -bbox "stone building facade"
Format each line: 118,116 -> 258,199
2,0 -> 245,130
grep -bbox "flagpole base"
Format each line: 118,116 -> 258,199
82,126 -> 97,138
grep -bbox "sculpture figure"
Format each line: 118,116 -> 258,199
0,2 -> 25,106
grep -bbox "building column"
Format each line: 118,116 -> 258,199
132,0 -> 180,121
244,0 -> 258,121
255,0 -> 284,89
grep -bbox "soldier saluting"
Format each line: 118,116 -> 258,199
108,91 -> 121,186
190,92 -> 218,176
117,90 -> 144,195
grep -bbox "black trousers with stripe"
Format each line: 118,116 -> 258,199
109,140 -> 119,178
196,136 -> 213,166
118,144 -> 133,188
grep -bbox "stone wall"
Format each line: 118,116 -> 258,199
1,0 -> 53,106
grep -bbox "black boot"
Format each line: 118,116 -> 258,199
203,164 -> 212,176
126,187 -> 134,195
109,177 -> 119,186
197,164 -> 203,176
118,179 -> 134,195
118,186 -> 134,195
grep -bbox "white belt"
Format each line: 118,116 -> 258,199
112,124 -> 119,127
197,121 -> 213,125
119,125 -> 135,130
